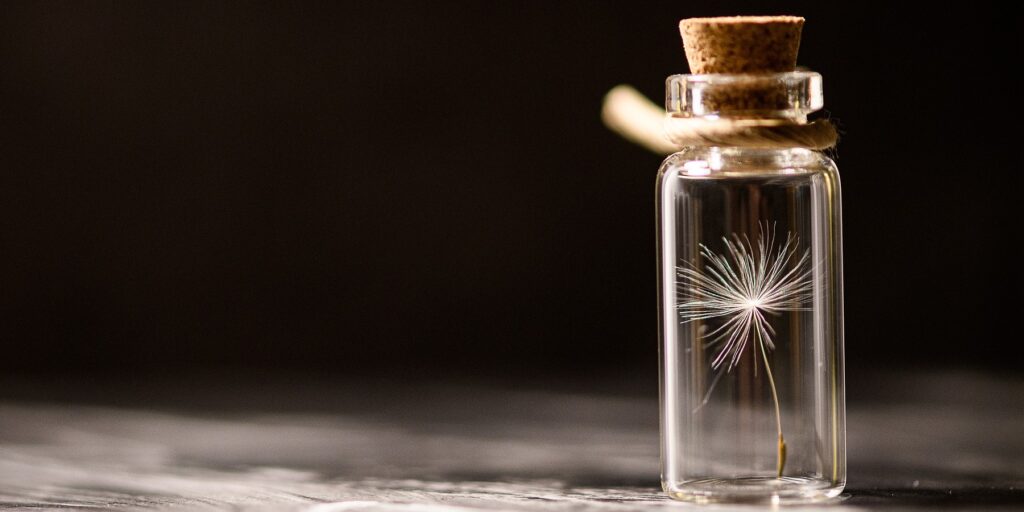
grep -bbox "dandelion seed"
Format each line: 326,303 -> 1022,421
676,222 -> 812,477
677,224 -> 812,372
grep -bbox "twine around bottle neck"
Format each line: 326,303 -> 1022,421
663,115 -> 837,150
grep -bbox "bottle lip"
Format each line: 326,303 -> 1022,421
666,70 -> 823,119
669,70 -> 820,83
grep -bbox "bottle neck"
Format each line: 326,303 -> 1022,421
664,146 -> 832,177
662,71 -> 835,150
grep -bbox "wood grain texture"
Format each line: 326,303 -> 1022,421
1,372 -> 1021,511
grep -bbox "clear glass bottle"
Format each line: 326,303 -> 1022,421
657,71 -> 845,503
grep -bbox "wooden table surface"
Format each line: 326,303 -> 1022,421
1,371 -> 1021,511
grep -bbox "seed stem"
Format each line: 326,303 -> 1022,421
758,330 -> 786,478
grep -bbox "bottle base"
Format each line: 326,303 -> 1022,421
666,476 -> 845,505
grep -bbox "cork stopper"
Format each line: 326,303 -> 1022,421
679,16 -> 804,74
677,16 -> 806,115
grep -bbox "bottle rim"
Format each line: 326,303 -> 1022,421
665,70 -> 823,119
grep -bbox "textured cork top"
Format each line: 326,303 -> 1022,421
679,16 -> 804,74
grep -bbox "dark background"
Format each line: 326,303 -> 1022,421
0,2 -> 1019,387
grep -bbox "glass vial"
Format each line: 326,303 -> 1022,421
657,71 -> 846,503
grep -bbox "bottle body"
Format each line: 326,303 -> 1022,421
657,146 -> 845,503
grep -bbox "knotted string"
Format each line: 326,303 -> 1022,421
601,85 -> 838,154
664,116 -> 837,150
